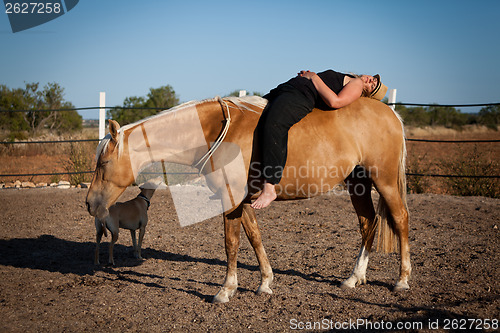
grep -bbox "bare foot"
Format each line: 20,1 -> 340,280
251,182 -> 277,209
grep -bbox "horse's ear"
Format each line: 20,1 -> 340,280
108,119 -> 120,142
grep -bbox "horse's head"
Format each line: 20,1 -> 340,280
86,120 -> 134,219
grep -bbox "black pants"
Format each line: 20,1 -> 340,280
257,84 -> 314,184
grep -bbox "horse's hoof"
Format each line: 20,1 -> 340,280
340,276 -> 365,289
340,281 -> 354,290
393,281 -> 410,292
256,285 -> 273,295
212,287 -> 236,304
212,294 -> 229,304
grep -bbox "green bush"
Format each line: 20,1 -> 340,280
395,103 -> 500,129
478,105 -> 500,130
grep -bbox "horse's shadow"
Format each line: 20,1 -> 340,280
0,234 -> 97,276
0,234 -> 219,276
0,234 -> 340,287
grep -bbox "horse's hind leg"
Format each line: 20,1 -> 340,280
341,171 -> 377,289
241,203 -> 273,295
373,177 -> 411,291
213,207 -> 242,303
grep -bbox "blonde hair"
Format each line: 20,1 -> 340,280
349,73 -> 371,97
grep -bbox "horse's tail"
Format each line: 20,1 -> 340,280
375,117 -> 408,253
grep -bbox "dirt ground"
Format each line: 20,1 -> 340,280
0,187 -> 498,332
404,129 -> 500,196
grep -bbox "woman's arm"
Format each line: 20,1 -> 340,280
300,70 -> 364,109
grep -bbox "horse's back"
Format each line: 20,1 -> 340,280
274,98 -> 404,197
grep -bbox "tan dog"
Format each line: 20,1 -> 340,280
94,184 -> 156,266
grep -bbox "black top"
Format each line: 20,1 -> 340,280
267,70 -> 354,110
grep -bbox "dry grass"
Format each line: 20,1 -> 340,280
405,125 -> 500,198
0,128 -> 98,184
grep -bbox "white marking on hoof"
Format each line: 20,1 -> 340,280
340,275 -> 366,289
342,246 -> 369,290
256,285 -> 273,295
212,287 -> 237,304
393,281 -> 410,292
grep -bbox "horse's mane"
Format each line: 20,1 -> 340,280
95,96 -> 269,160
118,99 -> 202,134
118,95 -> 268,134
224,95 -> 268,113
95,134 -> 111,162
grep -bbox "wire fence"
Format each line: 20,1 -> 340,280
1,102 -> 499,113
0,102 -> 499,180
1,138 -> 100,144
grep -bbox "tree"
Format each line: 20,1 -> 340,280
428,105 -> 467,128
0,82 -> 81,137
0,84 -> 30,134
395,103 -> 472,128
108,85 -> 179,125
395,104 -> 430,127
108,96 -> 146,125
478,105 -> 500,130
145,86 -> 179,110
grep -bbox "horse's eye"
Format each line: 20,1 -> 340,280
98,160 -> 110,168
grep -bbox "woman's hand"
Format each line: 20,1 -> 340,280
298,70 -> 316,80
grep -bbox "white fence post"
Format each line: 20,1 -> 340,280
388,89 -> 397,111
238,90 -> 247,97
99,92 -> 106,140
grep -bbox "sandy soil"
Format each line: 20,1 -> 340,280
0,187 -> 498,332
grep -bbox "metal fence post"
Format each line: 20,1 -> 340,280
99,92 -> 106,140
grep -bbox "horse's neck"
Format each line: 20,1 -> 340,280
123,101 -> 216,176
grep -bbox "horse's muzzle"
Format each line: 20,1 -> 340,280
86,199 -> 109,219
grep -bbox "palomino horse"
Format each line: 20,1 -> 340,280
86,96 -> 410,303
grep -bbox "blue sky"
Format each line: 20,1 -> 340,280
1,0 -> 499,119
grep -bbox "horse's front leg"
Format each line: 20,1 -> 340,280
241,203 -> 273,295
213,210 -> 242,303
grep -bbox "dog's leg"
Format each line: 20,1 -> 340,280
94,218 -> 104,265
130,230 -> 139,259
137,225 -> 146,260
108,230 -> 118,266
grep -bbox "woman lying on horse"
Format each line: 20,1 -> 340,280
251,69 -> 388,209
